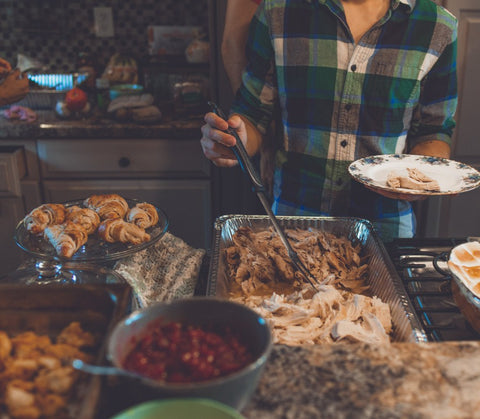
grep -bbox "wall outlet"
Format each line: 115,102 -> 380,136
94,7 -> 114,38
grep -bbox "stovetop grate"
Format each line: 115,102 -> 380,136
386,238 -> 480,342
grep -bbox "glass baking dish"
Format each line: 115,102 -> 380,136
0,283 -> 131,419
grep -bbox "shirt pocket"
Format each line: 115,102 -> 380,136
360,62 -> 422,134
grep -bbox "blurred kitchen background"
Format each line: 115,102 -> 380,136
0,0 -> 265,276
0,0 -> 208,71
0,0 -> 213,116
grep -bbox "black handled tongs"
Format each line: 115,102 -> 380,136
208,101 -> 319,291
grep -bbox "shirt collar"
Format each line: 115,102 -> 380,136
393,0 -> 415,12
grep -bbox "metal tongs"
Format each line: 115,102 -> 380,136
208,101 -> 320,291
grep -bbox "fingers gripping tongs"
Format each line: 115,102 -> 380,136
208,101 -> 319,291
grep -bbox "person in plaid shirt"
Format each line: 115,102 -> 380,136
201,0 -> 457,242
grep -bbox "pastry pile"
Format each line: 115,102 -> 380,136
23,194 -> 159,258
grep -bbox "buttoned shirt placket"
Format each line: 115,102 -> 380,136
326,4 -> 393,212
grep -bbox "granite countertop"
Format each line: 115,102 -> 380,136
242,342 -> 480,419
0,110 -> 204,139
101,341 -> 480,419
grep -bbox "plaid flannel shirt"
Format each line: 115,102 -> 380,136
231,0 -> 458,241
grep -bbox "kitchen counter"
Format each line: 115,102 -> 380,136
242,341 -> 480,419
101,340 -> 480,419
0,110 -> 203,139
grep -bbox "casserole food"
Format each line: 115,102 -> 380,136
0,283 -> 131,419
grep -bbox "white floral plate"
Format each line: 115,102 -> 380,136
348,154 -> 480,196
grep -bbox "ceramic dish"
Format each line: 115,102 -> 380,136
106,298 -> 272,411
0,283 -> 131,419
112,399 -> 245,419
448,241 -> 480,297
448,241 -> 480,334
348,154 -> 480,196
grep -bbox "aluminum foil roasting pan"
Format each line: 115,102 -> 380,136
0,283 -> 132,419
206,215 -> 427,343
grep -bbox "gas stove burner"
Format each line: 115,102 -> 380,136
386,238 -> 480,342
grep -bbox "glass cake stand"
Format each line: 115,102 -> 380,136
4,199 -> 169,284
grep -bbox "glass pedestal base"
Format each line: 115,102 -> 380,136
0,261 -> 126,285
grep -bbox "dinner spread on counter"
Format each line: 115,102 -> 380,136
22,194 -> 159,258
5,201 -> 480,418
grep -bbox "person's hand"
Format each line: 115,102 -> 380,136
200,112 -> 248,167
0,58 -> 12,74
364,185 -> 428,201
0,69 -> 29,106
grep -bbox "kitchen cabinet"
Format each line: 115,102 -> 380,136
422,0 -> 480,238
37,138 -> 212,249
0,141 -> 42,276
0,198 -> 25,274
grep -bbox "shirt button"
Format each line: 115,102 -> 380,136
351,64 -> 357,72
340,140 -> 348,147
336,178 -> 343,186
345,104 -> 352,111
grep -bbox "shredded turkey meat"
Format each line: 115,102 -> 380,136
225,226 -> 369,296
225,227 -> 393,345
232,285 -> 392,345
386,168 -> 440,191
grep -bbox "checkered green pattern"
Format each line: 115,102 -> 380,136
231,0 -> 457,241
